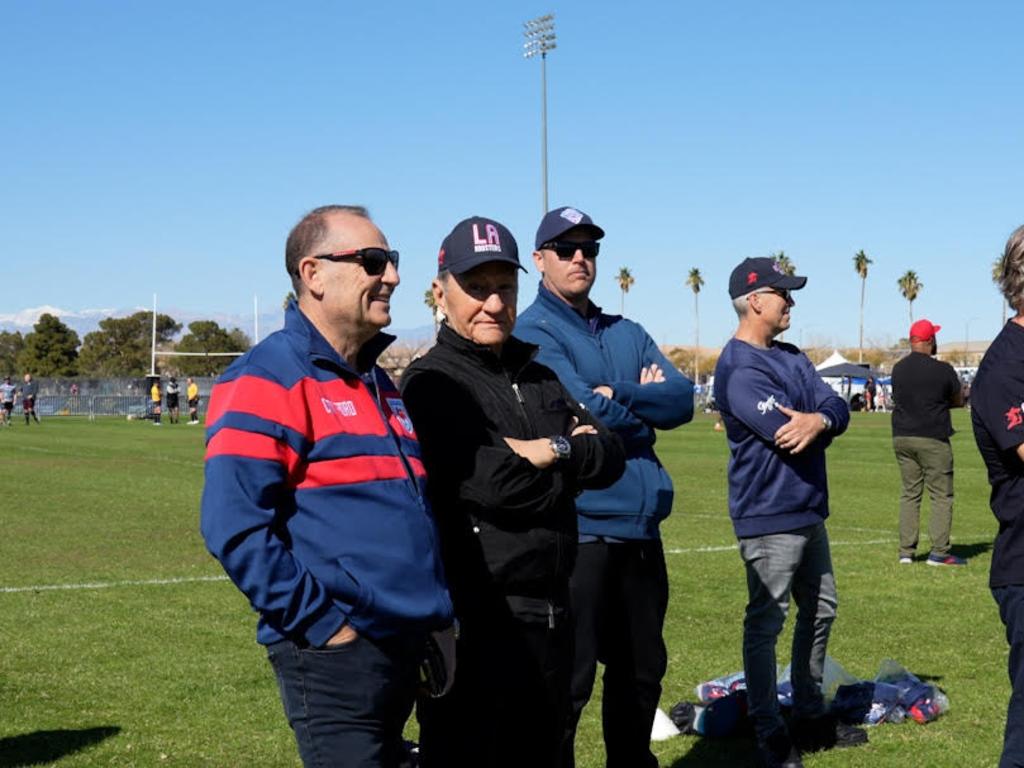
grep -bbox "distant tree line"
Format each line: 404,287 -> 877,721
0,312 -> 250,378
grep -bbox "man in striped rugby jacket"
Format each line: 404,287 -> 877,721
200,205 -> 453,768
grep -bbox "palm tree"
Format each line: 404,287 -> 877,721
282,291 -> 297,310
424,287 -> 440,335
617,267 -> 635,314
686,268 -> 704,381
770,252 -> 795,339
853,250 -> 873,363
771,251 -> 795,276
993,256 -> 1007,325
897,271 -> 922,325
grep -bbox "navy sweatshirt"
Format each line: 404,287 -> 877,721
714,338 -> 849,538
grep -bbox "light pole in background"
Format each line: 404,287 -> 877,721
523,14 -> 556,215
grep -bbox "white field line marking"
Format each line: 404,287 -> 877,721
667,533 -> 993,556
0,574 -> 229,594
684,513 -> 894,536
667,538 -> 894,555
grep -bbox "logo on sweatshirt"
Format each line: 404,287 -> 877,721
756,395 -> 777,415
1007,404 -> 1023,430
386,398 -> 414,434
322,397 -> 357,417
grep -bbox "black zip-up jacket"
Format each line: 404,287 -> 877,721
401,324 -> 625,615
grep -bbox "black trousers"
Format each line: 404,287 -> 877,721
561,539 -> 669,768
418,597 -> 572,768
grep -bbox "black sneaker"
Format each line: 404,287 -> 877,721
791,713 -> 868,753
756,727 -> 804,768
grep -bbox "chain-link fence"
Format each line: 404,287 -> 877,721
7,377 -> 215,419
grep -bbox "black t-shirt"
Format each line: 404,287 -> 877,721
972,321 -> 1024,587
891,352 -> 961,439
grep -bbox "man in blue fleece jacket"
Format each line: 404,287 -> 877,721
714,257 -> 863,768
516,206 -> 694,768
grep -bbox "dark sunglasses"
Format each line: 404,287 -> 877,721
542,241 -> 600,260
313,247 -> 399,276
756,287 -> 791,302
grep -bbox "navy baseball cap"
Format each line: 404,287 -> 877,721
437,216 -> 525,276
728,257 -> 807,299
535,206 -> 606,250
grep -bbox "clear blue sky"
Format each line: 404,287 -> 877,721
2,1 -> 1020,352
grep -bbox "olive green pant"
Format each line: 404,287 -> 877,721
893,436 -> 954,558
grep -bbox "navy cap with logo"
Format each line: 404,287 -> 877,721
728,257 -> 808,299
437,216 -> 525,276
535,206 -> 606,250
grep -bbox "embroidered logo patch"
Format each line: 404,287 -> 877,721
757,395 -> 777,415
386,397 -> 415,434
560,208 -> 584,224
322,397 -> 357,417
1007,405 -> 1023,430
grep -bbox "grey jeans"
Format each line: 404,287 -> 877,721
739,522 -> 838,741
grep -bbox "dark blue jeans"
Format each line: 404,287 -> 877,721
993,585 -> 1024,768
267,634 -> 423,768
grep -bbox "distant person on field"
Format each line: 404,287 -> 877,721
864,377 -> 876,412
891,319 -> 965,567
714,257 -> 863,768
972,224 -> 1024,768
186,377 -> 200,424
0,376 -> 15,427
150,379 -> 162,426
165,377 -> 181,424
200,204 -> 453,768
514,205 -> 694,768
21,373 -> 39,425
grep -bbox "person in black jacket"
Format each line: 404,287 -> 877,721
401,216 -> 625,768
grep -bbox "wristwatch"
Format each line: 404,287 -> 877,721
819,413 -> 833,431
549,435 -> 572,461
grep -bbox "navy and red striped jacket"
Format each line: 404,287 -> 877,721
200,303 -> 453,646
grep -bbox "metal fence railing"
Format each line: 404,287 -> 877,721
29,395 -> 209,419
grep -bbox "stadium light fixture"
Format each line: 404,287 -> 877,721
523,13 -> 556,214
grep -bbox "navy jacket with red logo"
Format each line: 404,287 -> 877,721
200,303 -> 453,646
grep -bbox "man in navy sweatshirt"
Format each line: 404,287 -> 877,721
714,257 -> 864,768
516,206 -> 694,768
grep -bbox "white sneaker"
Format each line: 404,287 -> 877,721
899,556 -> 913,565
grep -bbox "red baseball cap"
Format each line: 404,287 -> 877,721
909,318 -> 941,341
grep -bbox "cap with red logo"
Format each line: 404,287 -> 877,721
437,216 -> 525,277
728,257 -> 808,299
909,318 -> 941,342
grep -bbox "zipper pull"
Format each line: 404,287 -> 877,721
512,382 -> 525,404
548,602 -> 555,629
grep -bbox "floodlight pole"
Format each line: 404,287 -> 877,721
150,293 -> 157,376
524,14 -> 556,216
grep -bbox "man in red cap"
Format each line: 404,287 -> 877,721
891,319 -> 965,566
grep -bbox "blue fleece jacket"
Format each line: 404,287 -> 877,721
515,283 -> 694,539
714,338 -> 850,538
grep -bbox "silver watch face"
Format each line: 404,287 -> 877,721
550,435 -> 571,459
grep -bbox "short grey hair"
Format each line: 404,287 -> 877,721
732,294 -> 751,317
1000,224 -> 1024,314
285,205 -> 371,294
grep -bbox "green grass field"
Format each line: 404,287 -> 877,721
0,411 -> 1008,766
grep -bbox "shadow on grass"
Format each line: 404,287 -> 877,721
951,541 -> 992,563
669,736 -> 759,767
0,726 -> 120,767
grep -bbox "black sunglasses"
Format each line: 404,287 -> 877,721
313,247 -> 399,276
755,287 -> 791,302
542,241 -> 600,260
